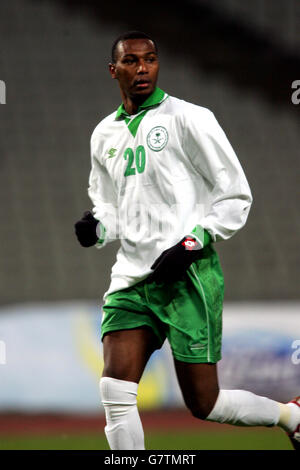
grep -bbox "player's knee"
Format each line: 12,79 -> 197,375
186,397 -> 218,420
188,405 -> 209,420
99,377 -> 138,414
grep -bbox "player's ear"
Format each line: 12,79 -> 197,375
109,63 -> 117,79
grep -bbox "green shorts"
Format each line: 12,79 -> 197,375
101,245 -> 224,363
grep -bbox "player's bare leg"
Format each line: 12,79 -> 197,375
100,327 -> 158,450
174,360 -> 300,448
174,360 -> 220,419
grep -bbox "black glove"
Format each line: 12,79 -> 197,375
147,237 -> 204,284
74,211 -> 99,247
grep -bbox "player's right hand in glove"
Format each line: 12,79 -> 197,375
74,211 -> 99,247
147,236 -> 204,284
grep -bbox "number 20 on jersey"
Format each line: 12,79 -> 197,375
124,146 -> 146,177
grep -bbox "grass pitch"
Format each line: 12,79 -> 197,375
0,428 -> 293,450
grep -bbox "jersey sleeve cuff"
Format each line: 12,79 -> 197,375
96,222 -> 106,247
187,225 -> 212,248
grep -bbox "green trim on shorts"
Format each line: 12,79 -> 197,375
172,352 -> 220,363
101,244 -> 224,363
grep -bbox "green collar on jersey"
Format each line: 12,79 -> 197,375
115,87 -> 168,137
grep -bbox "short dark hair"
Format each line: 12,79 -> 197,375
111,31 -> 158,63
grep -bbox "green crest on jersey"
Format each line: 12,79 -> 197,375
147,126 -> 168,152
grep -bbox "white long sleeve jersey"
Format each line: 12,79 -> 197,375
88,88 -> 252,300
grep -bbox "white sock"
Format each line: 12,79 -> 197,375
206,389 -> 281,427
278,402 -> 300,433
99,377 -> 145,450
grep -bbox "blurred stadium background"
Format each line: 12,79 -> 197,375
0,0 -> 299,450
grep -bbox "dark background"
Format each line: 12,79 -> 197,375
0,0 -> 299,304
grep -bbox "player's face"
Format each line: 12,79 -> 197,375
109,39 -> 159,100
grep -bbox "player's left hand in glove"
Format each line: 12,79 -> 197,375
74,211 -> 99,247
147,236 -> 204,284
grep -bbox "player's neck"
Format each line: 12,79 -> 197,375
121,92 -> 151,115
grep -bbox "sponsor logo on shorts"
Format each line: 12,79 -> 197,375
190,342 -> 205,350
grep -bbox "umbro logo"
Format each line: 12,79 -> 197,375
107,148 -> 117,158
189,343 -> 205,350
